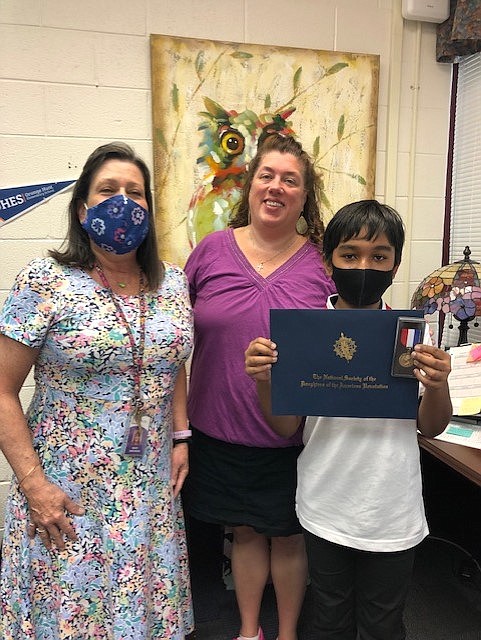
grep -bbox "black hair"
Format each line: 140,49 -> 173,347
229,133 -> 325,247
49,141 -> 163,290
322,199 -> 405,266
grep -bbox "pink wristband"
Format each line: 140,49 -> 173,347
173,429 -> 192,440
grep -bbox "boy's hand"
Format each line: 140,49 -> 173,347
412,343 -> 451,388
245,337 -> 278,381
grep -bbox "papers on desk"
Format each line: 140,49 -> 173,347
435,420 -> 481,450
448,344 -> 481,416
435,344 -> 481,449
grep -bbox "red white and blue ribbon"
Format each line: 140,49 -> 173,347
400,327 -> 422,348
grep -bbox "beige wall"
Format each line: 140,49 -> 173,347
0,0 -> 452,533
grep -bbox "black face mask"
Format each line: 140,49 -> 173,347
331,266 -> 394,307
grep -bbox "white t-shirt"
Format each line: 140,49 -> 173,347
296,296 -> 429,552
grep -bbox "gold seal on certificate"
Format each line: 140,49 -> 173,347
333,332 -> 357,362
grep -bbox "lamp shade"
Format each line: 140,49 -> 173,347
411,246 -> 481,321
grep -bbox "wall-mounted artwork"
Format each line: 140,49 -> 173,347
151,34 -> 379,266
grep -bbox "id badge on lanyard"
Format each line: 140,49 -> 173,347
122,411 -> 151,457
95,264 -> 150,458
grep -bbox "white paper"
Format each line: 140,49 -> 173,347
435,420 -> 481,450
447,344 -> 481,416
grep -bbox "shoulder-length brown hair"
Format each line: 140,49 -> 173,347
229,134 -> 325,247
49,141 -> 163,290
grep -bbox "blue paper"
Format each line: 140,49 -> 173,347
270,308 -> 423,419
446,424 -> 474,438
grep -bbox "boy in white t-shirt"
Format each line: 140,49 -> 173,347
245,200 -> 452,640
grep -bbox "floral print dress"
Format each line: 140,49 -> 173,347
0,257 -> 194,640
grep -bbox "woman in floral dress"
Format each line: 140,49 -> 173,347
0,142 -> 194,639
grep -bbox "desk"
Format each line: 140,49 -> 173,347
418,435 -> 481,488
419,435 -> 481,562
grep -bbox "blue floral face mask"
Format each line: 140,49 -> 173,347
81,194 -> 149,254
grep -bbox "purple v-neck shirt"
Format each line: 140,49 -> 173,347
185,228 -> 335,448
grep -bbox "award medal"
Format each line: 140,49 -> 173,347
95,264 -> 149,458
398,327 -> 422,369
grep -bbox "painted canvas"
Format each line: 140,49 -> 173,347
151,35 -> 379,266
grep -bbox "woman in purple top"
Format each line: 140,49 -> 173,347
183,134 -> 335,640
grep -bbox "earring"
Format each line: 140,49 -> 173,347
296,214 -> 308,235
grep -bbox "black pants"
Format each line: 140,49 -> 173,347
303,529 -> 416,640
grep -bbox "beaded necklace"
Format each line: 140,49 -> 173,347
95,264 -> 147,416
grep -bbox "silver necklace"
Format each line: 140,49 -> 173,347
249,229 -> 299,272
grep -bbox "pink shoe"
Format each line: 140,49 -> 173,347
233,628 -> 265,640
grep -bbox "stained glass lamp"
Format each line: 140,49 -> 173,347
411,246 -> 481,346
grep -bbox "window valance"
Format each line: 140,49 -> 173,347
437,0 -> 481,62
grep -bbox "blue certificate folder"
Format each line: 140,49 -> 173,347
270,308 -> 423,419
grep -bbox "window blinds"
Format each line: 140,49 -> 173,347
444,52 -> 481,347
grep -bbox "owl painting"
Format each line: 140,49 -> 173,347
151,35 -> 379,266
186,97 -> 296,247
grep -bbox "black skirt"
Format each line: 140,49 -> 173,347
182,427 -> 303,537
